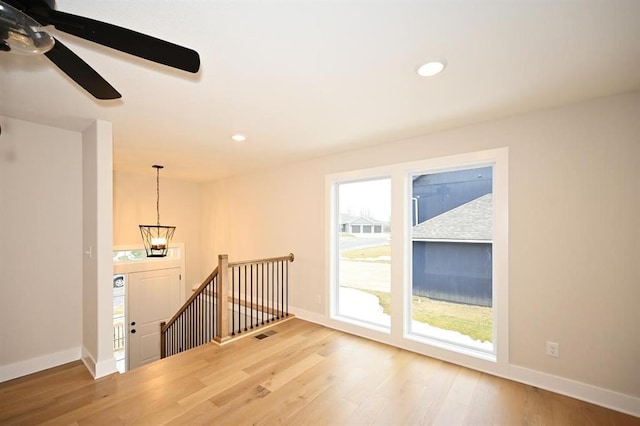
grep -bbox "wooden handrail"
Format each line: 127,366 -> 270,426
161,266 -> 219,333
228,253 -> 294,268
161,252 -> 295,357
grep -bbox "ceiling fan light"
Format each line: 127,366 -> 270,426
6,29 -> 54,54
0,1 -> 54,55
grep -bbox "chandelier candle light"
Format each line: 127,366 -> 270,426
139,165 -> 176,257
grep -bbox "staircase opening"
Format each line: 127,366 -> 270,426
161,253 -> 294,359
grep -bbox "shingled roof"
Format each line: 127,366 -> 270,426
413,193 -> 493,241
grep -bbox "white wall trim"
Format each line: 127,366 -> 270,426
291,307 -> 334,326
0,347 -> 81,383
509,365 -> 640,418
292,306 -> 640,418
81,346 -> 96,378
81,346 -> 118,379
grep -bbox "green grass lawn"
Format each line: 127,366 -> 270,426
341,244 -> 391,263
356,288 -> 493,343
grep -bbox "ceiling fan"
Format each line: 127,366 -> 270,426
0,0 -> 200,99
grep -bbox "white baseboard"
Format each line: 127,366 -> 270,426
0,347 -> 81,383
81,346 -> 118,379
291,306 -> 325,325
509,365 -> 640,418
292,307 -> 640,418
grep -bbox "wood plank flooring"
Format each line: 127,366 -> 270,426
1,319 -> 638,425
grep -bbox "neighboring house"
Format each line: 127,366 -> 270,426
340,214 -> 389,234
412,193 -> 493,306
412,167 -> 492,226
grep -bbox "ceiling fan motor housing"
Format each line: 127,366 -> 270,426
0,0 -> 200,99
0,0 -> 55,54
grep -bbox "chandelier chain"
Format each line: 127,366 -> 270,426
156,166 -> 161,226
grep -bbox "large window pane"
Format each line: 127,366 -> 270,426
410,166 -> 494,352
336,178 -> 391,328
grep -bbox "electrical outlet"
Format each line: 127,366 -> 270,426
546,341 -> 559,358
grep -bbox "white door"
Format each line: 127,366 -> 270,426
127,268 -> 181,370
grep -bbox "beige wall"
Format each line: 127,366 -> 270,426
200,92 -> 640,398
0,117 -> 83,376
113,171 -> 204,292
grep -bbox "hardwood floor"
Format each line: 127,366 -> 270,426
1,319 -> 638,425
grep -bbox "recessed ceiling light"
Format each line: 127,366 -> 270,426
231,134 -> 246,142
417,61 -> 446,77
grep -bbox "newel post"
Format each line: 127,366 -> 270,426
215,254 -> 230,343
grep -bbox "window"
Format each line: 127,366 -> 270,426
328,148 -> 508,371
333,178 -> 391,330
409,166 -> 494,353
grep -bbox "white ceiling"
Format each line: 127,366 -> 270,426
2,0 -> 639,182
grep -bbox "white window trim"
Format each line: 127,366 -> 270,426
326,147 -> 509,377
113,242 -> 187,302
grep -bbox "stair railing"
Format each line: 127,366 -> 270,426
160,253 -> 294,358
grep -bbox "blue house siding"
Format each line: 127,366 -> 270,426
411,166 -> 493,307
412,241 -> 493,307
412,166 -> 492,225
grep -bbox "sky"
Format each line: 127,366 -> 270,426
338,178 -> 391,221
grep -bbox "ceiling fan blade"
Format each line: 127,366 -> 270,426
44,37 -> 121,100
46,9 -> 200,73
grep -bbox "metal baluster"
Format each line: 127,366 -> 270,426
278,261 -> 282,319
266,262 -> 271,323
182,309 -> 186,351
201,287 -> 204,344
275,261 -> 279,319
195,298 -> 198,348
215,276 -> 217,338
195,294 -> 199,348
250,264 -> 254,329
282,260 -> 286,317
271,261 -> 275,322
206,281 -> 210,342
214,276 -> 218,338
276,262 -> 282,319
261,263 -> 265,325
187,305 -> 191,350
232,268 -> 236,336
286,260 -> 289,317
273,261 -> 277,320
237,266 -> 241,334
243,265 -> 248,332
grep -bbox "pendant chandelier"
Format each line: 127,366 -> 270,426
139,165 -> 175,258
